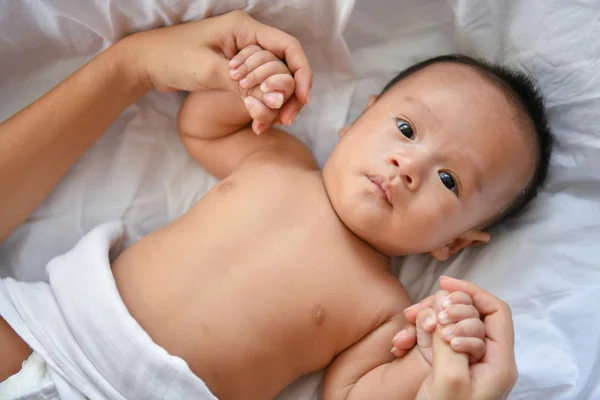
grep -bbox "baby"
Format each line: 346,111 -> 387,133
0,43 -> 552,399
113,47 -> 551,398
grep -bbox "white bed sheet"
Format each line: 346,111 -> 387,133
1,0 -> 600,399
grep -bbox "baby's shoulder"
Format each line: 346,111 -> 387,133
239,127 -> 319,173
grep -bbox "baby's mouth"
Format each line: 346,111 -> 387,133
368,175 -> 393,206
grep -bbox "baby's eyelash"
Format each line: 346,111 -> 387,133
394,117 -> 415,141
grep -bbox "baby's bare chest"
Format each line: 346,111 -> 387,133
177,169 -> 402,345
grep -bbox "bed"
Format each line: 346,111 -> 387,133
1,0 -> 599,398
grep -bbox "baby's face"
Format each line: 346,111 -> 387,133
323,63 -> 535,257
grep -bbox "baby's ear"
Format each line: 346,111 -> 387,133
430,230 -> 491,261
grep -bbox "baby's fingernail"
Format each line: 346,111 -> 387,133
451,337 -> 462,349
393,329 -> 407,341
243,97 -> 254,110
442,327 -> 454,340
260,82 -> 269,92
438,311 -> 449,324
263,92 -> 284,109
391,347 -> 401,357
424,317 -> 436,329
288,111 -> 298,126
229,58 -> 241,68
230,68 -> 241,79
443,298 -> 452,309
240,78 -> 249,88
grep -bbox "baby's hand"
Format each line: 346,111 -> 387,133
229,45 -> 297,135
394,290 -> 486,365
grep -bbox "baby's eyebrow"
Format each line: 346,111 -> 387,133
403,96 -> 439,127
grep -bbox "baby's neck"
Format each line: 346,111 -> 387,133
319,172 -> 392,269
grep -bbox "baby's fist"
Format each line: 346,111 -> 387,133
436,291 -> 486,364
229,45 -> 296,134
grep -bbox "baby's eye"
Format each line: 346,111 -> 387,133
396,119 -> 414,140
439,171 -> 458,194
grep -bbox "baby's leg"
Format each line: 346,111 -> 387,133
0,315 -> 32,381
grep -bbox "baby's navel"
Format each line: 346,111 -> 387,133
312,305 -> 325,326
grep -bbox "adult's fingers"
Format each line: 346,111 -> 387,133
439,276 -> 514,348
279,95 -> 303,126
440,276 -> 518,397
232,12 -> 313,104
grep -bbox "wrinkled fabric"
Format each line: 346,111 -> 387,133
1,0 -> 599,399
0,222 -> 217,400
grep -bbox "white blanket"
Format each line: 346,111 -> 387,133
0,222 -> 216,400
1,0 -> 600,399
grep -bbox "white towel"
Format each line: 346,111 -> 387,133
0,222 -> 216,400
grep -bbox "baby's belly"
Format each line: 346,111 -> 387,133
112,225 -> 350,399
111,172 -> 397,399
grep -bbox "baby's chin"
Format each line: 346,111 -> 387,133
344,220 -> 422,258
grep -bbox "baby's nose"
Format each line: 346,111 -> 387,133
389,152 -> 429,192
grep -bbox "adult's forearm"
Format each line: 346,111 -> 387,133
0,43 -> 147,242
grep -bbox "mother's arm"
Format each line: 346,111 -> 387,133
0,10 -> 312,243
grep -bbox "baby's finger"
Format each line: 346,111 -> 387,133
440,318 -> 486,342
243,97 -> 278,131
234,50 -> 280,84
403,295 -> 436,324
245,84 -> 286,110
416,307 -> 437,365
443,291 -> 473,309
252,121 -> 272,135
437,304 -> 480,325
392,324 -> 417,351
241,61 -> 290,90
450,337 -> 486,364
434,290 -> 450,313
229,45 -> 263,71
261,74 -> 295,99
261,92 -> 285,109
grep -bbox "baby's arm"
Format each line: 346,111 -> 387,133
323,314 -> 430,400
323,291 -> 485,400
178,45 -> 315,179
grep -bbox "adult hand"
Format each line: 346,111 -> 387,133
395,277 -> 518,399
118,10 -> 312,126
0,10 -> 313,242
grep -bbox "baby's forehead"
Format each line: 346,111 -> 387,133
387,62 -> 499,98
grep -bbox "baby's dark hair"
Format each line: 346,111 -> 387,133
380,54 -> 553,228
